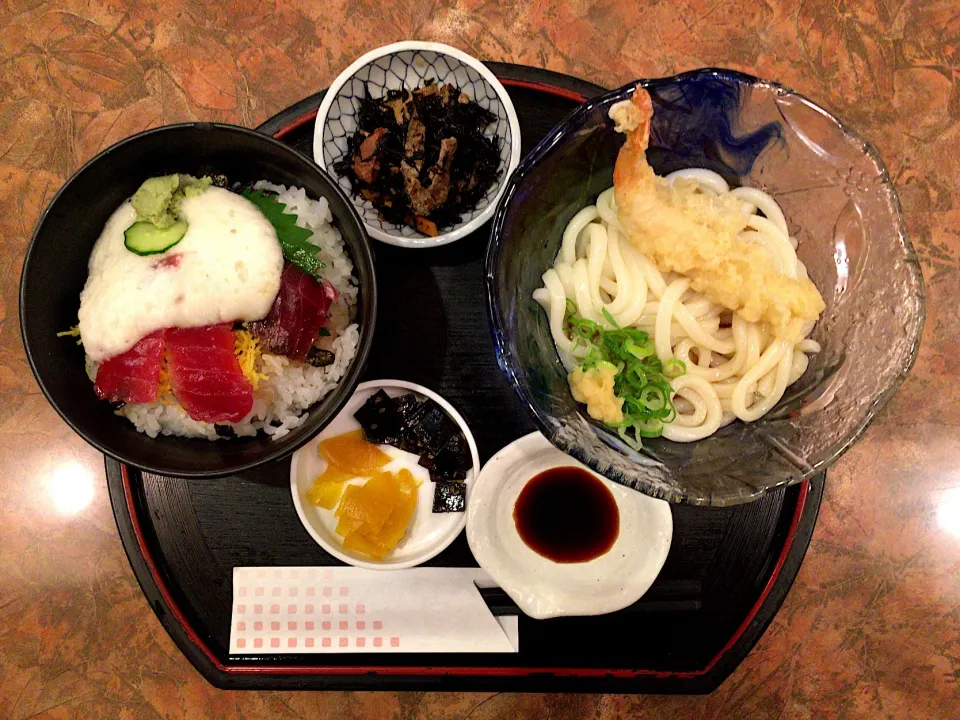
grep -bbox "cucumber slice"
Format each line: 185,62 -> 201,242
124,220 -> 188,256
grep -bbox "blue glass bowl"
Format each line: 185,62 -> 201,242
485,69 -> 924,506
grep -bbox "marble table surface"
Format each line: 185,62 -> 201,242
1,1 -> 957,718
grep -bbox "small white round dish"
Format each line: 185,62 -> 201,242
290,379 -> 479,570
466,431 -> 672,619
313,40 -> 522,248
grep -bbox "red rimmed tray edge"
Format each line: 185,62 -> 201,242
105,65 -> 825,692
119,463 -> 809,679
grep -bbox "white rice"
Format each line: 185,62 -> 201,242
114,183 -> 360,441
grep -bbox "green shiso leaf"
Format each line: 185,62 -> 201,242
241,189 -> 326,280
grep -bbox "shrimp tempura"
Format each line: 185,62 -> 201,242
609,87 -> 825,340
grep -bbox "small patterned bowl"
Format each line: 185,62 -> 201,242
313,41 -> 521,248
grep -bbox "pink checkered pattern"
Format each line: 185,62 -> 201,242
230,567 -> 396,654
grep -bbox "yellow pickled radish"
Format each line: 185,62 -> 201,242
332,468 -> 419,560
306,479 -> 346,510
318,428 -> 392,475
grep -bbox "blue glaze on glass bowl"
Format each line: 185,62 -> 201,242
485,69 -> 924,507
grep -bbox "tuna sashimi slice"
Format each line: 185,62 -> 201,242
164,324 -> 253,423
94,332 -> 165,404
249,263 -> 338,362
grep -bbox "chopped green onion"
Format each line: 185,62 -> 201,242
640,385 -> 667,411
635,418 -> 665,437
625,339 -> 654,359
601,308 -> 620,329
562,300 -> 686,448
663,358 -> 686,378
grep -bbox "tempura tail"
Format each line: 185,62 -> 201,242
610,87 -> 658,221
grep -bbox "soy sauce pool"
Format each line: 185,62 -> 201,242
513,466 -> 619,563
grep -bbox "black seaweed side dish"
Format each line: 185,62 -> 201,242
334,81 -> 501,236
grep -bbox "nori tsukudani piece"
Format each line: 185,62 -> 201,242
353,390 -> 403,445
394,394 -> 423,423
434,432 -> 472,472
414,403 -> 459,454
399,399 -> 454,454
419,431 -> 471,476
332,80 -> 502,236
352,389 -> 388,427
305,348 -> 335,367
429,467 -> 468,483
433,480 -> 466,513
399,426 -> 429,454
368,389 -> 392,410
398,398 -> 438,453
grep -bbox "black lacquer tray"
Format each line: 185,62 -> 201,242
106,63 -> 824,693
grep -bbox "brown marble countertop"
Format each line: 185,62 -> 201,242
1,1 -> 957,718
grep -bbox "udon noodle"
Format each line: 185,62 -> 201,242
533,171 -> 821,443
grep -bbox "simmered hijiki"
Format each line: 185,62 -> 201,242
75,175 -> 360,440
334,80 -> 502,236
